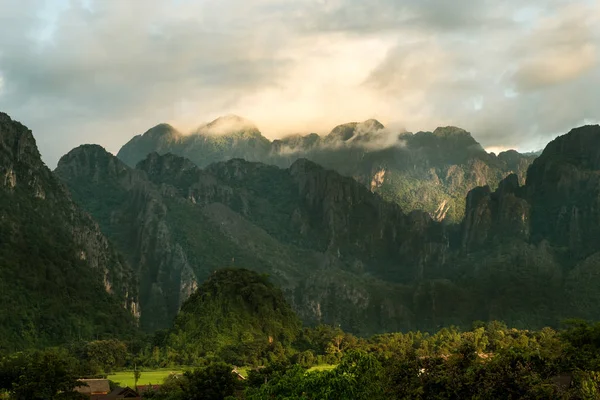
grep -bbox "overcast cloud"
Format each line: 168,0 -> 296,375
0,0 -> 599,166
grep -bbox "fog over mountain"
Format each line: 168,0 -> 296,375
1,0 -> 599,166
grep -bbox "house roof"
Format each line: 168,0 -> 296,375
136,384 -> 161,393
105,386 -> 141,399
75,379 -> 110,394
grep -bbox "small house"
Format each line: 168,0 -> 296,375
75,379 -> 110,398
75,379 -> 140,399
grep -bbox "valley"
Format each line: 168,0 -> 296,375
2,112 -> 600,398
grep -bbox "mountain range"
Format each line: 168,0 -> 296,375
118,116 -> 536,223
3,110 -> 600,351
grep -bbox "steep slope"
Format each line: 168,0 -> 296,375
117,118 -> 535,223
55,145 -> 199,332
455,125 -> 600,326
0,113 -> 138,352
271,125 -> 535,223
60,124 -> 600,334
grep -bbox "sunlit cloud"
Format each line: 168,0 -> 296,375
0,0 -> 598,166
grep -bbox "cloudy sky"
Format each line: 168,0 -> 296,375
0,0 -> 599,166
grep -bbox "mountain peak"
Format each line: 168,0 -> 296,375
432,126 -> 473,138
534,124 -> 600,170
198,115 -> 260,136
0,112 -> 42,167
56,144 -> 130,183
428,126 -> 483,151
362,119 -> 385,131
142,123 -> 181,140
117,124 -> 182,167
327,119 -> 385,142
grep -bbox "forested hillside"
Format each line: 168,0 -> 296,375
0,113 -> 138,352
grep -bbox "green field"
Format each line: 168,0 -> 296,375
108,364 -> 336,387
108,369 -> 184,387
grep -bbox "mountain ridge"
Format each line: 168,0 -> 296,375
58,143 -> 451,334
117,117 -> 536,223
60,122 -> 600,334
0,112 -> 139,351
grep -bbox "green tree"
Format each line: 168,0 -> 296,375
185,362 -> 237,400
134,367 -> 141,389
0,349 -> 85,400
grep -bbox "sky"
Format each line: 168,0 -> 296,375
0,0 -> 599,167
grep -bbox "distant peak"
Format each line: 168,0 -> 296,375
142,123 -> 181,140
55,144 -> 129,181
432,126 -> 471,138
431,127 -> 482,150
199,115 -> 259,135
327,119 -> 385,142
361,119 -> 385,130
209,114 -> 251,125
63,144 -> 111,158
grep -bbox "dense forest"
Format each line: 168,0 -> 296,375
0,113 -> 138,352
3,267 -> 600,398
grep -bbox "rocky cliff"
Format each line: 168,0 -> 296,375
0,113 -> 138,351
58,145 -> 453,334
456,125 -> 600,325
117,117 -> 536,223
57,120 -> 600,335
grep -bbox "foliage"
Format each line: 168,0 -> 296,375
5,320 -> 600,399
168,268 -> 301,365
0,349 -> 85,400
143,362 -> 237,400
245,351 -> 385,400
0,136 -> 136,353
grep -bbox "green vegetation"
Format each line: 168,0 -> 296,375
4,267 -> 600,399
108,369 -> 183,387
7,320 -> 600,399
307,364 -> 336,372
167,269 -> 301,365
0,118 -> 136,353
0,349 -> 86,400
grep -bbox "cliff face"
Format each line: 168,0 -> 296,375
0,113 -> 138,351
457,124 -> 600,324
461,174 -> 530,252
59,146 -> 453,334
57,119 -> 600,334
526,125 -> 600,259
460,125 -> 600,259
56,146 -> 198,332
117,118 -> 536,223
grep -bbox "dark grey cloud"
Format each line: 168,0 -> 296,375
0,0 -> 598,166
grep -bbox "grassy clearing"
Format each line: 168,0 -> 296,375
108,369 -> 183,387
238,367 -> 250,378
108,364 -> 337,387
308,364 -> 337,373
